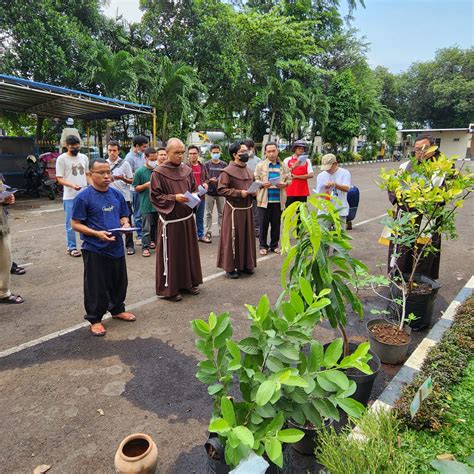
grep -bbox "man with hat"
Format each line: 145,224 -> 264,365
283,140 -> 314,207
315,153 -> 351,220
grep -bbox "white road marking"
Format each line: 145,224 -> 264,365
0,253 -> 277,359
353,213 -> 386,227
16,263 -> 33,268
1,212 -> 382,358
28,207 -> 63,214
18,223 -> 63,233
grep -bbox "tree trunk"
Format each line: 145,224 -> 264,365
161,109 -> 168,143
35,115 -> 45,142
268,110 -> 275,141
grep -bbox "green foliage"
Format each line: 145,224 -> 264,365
395,297 -> 474,430
191,295 -> 369,468
280,195 -> 369,351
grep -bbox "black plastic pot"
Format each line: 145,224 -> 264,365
345,342 -> 381,406
323,342 -> 380,407
205,434 -> 284,473
287,419 -> 332,456
387,274 -> 441,330
367,318 -> 411,365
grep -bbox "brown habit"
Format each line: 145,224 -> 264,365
150,163 -> 203,297
217,161 -> 257,273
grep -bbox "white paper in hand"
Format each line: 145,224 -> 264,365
268,176 -> 280,186
297,154 -> 308,164
229,452 -> 269,474
197,185 -> 207,197
184,191 -> 202,209
247,181 -> 262,194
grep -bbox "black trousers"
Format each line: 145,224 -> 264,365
285,195 -> 308,207
258,203 -> 282,250
82,250 -> 128,324
125,201 -> 134,249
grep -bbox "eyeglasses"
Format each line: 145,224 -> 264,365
92,171 -> 112,176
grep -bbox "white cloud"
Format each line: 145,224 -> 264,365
102,0 -> 142,24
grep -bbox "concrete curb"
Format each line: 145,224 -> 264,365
371,275 -> 474,411
344,159 -> 391,166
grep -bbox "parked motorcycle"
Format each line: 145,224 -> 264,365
24,155 -> 56,200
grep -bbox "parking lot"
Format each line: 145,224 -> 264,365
1,161 -> 473,473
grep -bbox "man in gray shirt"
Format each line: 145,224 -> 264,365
244,138 -> 261,237
125,135 -> 148,242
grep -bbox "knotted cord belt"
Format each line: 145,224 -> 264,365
225,200 -> 252,261
159,212 -> 194,287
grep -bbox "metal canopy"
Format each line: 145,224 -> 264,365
0,74 -> 154,120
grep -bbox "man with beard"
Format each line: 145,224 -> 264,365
150,138 -> 203,301
217,141 -> 257,279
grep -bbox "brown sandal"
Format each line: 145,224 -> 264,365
90,323 -> 106,337
112,312 -> 136,322
142,249 -> 151,257
259,248 -> 268,255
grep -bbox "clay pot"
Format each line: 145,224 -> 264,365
114,433 -> 158,474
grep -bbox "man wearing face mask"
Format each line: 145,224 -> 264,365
132,147 -> 159,257
56,135 -> 89,257
217,141 -> 257,279
203,144 -> 226,242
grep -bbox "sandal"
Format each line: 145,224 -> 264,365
90,323 -> 106,337
0,294 -> 24,304
259,248 -> 268,255
150,242 -> 156,249
270,248 -> 281,254
142,249 -> 151,257
11,264 -> 26,275
127,247 -> 136,255
68,249 -> 82,258
158,293 -> 183,302
112,312 -> 136,322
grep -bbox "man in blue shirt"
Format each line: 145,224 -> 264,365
72,159 -> 136,337
125,135 -> 149,242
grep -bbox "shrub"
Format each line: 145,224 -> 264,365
394,297 -> 474,430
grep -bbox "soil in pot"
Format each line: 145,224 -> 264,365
288,419 -> 332,456
369,323 -> 410,345
409,282 -> 432,295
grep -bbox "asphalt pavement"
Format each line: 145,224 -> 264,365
0,161 -> 472,473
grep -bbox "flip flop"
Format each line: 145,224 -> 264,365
68,249 -> 82,258
259,248 -> 268,255
270,248 -> 281,254
0,294 -> 24,304
112,312 -> 136,322
127,247 -> 136,255
150,242 -> 156,249
142,249 -> 151,257
90,323 -> 106,337
11,266 -> 26,275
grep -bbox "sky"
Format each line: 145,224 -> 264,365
103,0 -> 474,73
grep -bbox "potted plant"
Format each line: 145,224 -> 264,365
375,151 -> 473,334
280,195 -> 381,406
191,292 -> 370,471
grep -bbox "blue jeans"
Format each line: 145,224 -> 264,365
195,199 -> 205,238
63,199 -> 77,250
131,191 -> 142,239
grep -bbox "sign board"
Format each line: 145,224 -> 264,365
410,376 -> 433,418
469,123 -> 474,133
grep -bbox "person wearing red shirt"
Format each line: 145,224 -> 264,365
283,140 -> 314,207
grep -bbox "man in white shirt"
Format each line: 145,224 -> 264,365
244,138 -> 261,237
315,153 -> 351,220
107,140 -> 135,255
56,135 -> 89,257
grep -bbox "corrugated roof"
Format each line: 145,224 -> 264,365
0,74 -> 153,120
401,128 -> 469,133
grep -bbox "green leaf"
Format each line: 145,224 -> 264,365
298,276 -> 314,305
209,417 -> 230,433
221,396 -> 236,427
251,412 -> 264,425
281,302 -> 296,322
337,398 -> 365,418
282,375 -> 308,388
277,429 -> 305,443
313,398 -> 340,421
256,294 -> 270,321
213,313 -> 230,338
238,337 -> 260,355
430,460 -> 474,474
256,380 -> 277,406
226,339 -> 241,361
324,370 -> 350,390
208,312 -> 217,331
256,404 -> 276,418
266,356 -> 284,373
207,383 -> 224,395
197,371 -> 218,384
265,438 -> 282,465
228,360 -> 241,371
191,319 -> 210,338
316,373 -> 338,392
308,341 -> 324,372
318,288 -> 331,298
233,426 -> 254,447
277,342 -> 300,361
290,290 -> 305,314
323,339 -> 343,367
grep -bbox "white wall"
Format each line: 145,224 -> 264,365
433,131 -> 470,158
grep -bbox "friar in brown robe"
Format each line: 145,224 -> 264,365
217,141 -> 257,278
150,138 -> 203,301
388,135 -> 442,280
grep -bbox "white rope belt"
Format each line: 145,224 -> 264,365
159,212 -> 194,287
226,200 -> 252,260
